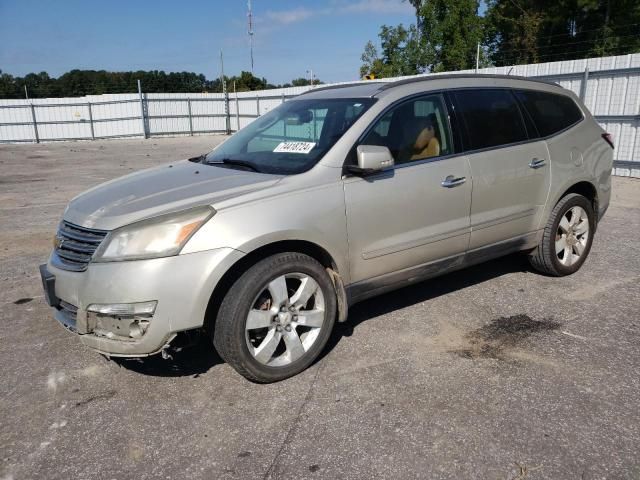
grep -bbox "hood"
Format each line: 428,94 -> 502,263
64,160 -> 282,230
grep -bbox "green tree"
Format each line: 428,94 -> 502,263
0,70 -> 21,98
361,0 -> 484,76
485,0 -> 640,66
415,0 -> 485,72
289,77 -> 324,87
484,0 -> 544,66
360,24 -> 424,78
0,69 -> 284,98
360,40 -> 384,77
227,71 -> 269,92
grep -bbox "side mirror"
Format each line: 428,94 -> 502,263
347,145 -> 394,176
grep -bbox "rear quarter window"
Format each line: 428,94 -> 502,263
515,90 -> 583,137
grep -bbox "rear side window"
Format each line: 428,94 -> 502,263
453,89 -> 528,150
515,90 -> 583,137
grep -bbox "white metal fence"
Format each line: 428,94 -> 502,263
1,53 -> 639,177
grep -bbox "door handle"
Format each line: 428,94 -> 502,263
441,175 -> 467,188
529,158 -> 546,169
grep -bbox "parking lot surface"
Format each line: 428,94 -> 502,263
1,136 -> 639,480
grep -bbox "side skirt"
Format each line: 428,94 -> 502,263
345,231 -> 540,306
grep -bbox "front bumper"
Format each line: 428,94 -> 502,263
41,247 -> 244,357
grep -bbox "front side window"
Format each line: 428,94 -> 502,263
360,94 -> 452,165
453,89 -> 528,151
515,90 -> 583,137
205,98 -> 374,175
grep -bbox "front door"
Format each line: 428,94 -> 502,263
343,94 -> 472,300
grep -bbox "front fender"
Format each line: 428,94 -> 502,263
181,182 -> 351,283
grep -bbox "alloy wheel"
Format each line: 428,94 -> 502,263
244,273 -> 325,367
555,205 -> 590,267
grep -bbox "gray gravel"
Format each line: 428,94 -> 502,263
1,136 -> 639,480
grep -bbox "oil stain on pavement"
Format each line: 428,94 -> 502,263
453,314 -> 561,361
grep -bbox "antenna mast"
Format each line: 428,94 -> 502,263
247,0 -> 254,73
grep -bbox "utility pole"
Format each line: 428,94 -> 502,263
219,49 -> 226,90
220,49 -> 230,135
234,81 -> 240,132
137,79 -> 147,139
307,69 -> 314,86
24,85 -> 29,100
247,0 -> 254,74
475,42 -> 480,73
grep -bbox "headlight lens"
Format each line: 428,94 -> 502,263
94,206 -> 215,262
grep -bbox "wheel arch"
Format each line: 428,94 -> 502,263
203,239 -> 347,335
556,180 -> 599,222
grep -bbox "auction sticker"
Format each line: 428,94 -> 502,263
273,141 -> 316,154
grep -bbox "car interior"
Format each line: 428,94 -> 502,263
364,96 -> 449,164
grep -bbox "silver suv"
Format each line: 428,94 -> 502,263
40,75 -> 613,382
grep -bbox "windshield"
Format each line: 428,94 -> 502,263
204,97 -> 375,175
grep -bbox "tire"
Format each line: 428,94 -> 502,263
529,193 -> 595,276
213,252 -> 337,383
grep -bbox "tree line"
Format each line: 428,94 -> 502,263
0,69 -> 323,99
360,0 -> 640,78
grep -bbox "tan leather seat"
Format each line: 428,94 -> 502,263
411,128 -> 440,160
411,125 -> 440,160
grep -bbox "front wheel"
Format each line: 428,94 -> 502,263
529,193 -> 595,276
213,252 -> 337,383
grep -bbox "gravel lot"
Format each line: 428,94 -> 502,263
1,136 -> 639,480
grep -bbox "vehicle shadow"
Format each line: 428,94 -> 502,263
112,334 -> 222,378
320,253 -> 531,361
115,253 -> 530,377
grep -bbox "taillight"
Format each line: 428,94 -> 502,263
602,132 -> 615,149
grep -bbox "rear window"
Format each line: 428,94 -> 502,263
453,89 -> 528,151
515,90 -> 583,137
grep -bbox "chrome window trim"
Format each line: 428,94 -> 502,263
343,85 -> 588,177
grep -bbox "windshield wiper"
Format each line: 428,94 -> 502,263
207,158 -> 262,173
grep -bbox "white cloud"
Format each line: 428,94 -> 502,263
265,7 -> 319,25
337,0 -> 414,15
263,0 -> 412,27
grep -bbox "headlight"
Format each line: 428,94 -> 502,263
93,206 -> 215,262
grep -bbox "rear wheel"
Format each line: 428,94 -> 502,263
529,193 -> 595,276
213,252 -> 337,383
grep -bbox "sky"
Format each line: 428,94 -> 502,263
0,0 -> 417,84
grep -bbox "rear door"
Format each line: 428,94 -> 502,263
451,89 -> 551,250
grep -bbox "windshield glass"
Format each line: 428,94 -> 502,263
204,98 -> 375,175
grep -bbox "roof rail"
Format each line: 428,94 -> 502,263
295,73 -> 561,98
378,73 -> 561,91
298,81 -> 386,95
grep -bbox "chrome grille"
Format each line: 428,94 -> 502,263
53,221 -> 108,272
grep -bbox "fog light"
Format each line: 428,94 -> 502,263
87,301 -> 157,316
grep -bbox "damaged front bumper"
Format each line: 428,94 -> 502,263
40,247 -> 244,357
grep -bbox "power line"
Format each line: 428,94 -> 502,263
488,32 -> 640,56
493,42 -> 640,66
503,21 -> 640,43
